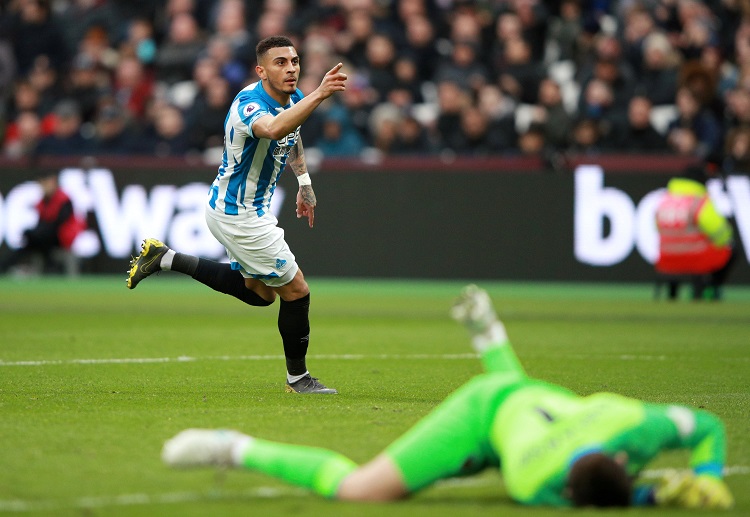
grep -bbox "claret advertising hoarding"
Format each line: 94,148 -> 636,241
0,159 -> 747,283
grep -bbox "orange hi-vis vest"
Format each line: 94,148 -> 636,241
655,183 -> 731,275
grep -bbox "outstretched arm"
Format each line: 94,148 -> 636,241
287,135 -> 316,228
252,63 -> 347,141
631,405 -> 733,509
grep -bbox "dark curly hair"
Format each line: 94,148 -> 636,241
256,36 -> 295,63
567,452 -> 632,507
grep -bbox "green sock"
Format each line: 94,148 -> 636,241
238,438 -> 357,498
480,341 -> 526,376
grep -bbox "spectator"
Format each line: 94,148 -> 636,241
156,0 -> 203,33
2,0 -> 750,160
680,60 -> 724,122
3,110 -> 42,159
391,114 -> 433,155
2,0 -> 69,75
363,33 -> 398,104
185,75 -> 231,152
401,15 -> 441,81
57,0 -> 122,60
621,4 -> 656,73
387,53 -> 423,108
451,105 -> 495,156
667,126 -> 701,157
36,100 -> 91,156
120,17 -> 158,66
255,8 -> 289,44
577,77 -> 621,144
0,171 -> 86,275
517,121 -> 547,156
609,95 -> 669,153
191,55 -> 221,93
674,1 -> 718,61
90,104 -> 146,155
492,10 -> 523,64
476,84 -> 517,151
0,35 -> 17,105
113,55 -> 154,120
368,102 -> 402,155
7,78 -> 42,121
297,35 -> 336,84
577,35 -> 636,112
74,24 -> 118,73
512,0 -> 550,61
65,53 -> 108,124
336,9 -> 376,71
26,55 -> 60,117
667,85 -> 723,158
314,104 -> 366,158
204,35 -> 248,92
433,40 -> 490,94
569,117 -> 605,155
698,44 -> 735,107
536,78 -> 574,151
433,80 -> 471,153
724,125 -> 750,173
496,37 -> 544,104
635,31 -> 681,107
338,71 -> 377,144
143,102 -> 190,157
293,0 -> 346,37
155,12 -> 206,85
545,0 -> 583,63
210,0 -> 254,67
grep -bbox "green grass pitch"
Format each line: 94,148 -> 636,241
1,276 -> 748,517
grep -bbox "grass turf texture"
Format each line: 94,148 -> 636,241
0,277 -> 748,517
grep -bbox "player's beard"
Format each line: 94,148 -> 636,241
270,75 -> 297,98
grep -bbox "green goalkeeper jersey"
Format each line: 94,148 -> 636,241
491,381 -> 727,506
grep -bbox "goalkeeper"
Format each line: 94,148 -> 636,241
162,286 -> 733,509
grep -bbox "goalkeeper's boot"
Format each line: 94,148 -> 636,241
127,238 -> 169,289
286,374 -> 338,394
162,429 -> 251,468
450,284 -> 498,335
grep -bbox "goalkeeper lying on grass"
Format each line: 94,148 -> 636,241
162,285 -> 733,509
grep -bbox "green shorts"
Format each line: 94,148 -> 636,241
384,371 -> 529,492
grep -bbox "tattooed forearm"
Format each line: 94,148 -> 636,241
300,184 -> 316,207
288,138 -> 308,176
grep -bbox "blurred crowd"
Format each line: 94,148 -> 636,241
3,0 -> 750,169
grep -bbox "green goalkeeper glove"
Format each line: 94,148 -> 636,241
681,475 -> 734,510
654,471 -> 733,510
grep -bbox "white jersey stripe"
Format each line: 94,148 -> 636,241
207,80 -> 303,220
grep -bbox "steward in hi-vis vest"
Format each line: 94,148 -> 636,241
654,166 -> 735,299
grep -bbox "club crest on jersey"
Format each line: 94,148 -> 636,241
244,103 -> 261,117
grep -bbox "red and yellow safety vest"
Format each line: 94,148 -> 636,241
655,178 -> 732,275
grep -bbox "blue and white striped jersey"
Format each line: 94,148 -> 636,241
208,80 -> 303,218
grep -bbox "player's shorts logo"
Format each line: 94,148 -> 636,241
275,258 -> 287,270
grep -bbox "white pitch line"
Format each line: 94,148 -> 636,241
0,353 -> 479,367
0,353 -> 683,367
0,486 -> 307,513
0,467 -> 747,512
